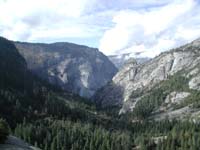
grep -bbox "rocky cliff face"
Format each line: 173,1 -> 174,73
15,42 -> 117,98
94,38 -> 200,119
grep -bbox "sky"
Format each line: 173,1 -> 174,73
1,0 -> 200,57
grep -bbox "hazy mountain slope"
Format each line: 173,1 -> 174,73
94,38 -> 200,119
0,36 -> 129,131
0,37 -> 101,125
15,42 -> 117,98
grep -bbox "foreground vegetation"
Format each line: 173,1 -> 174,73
14,119 -> 131,150
12,118 -> 200,150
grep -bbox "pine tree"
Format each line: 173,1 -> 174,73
51,138 -> 56,150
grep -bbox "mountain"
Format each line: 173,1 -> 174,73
0,37 -> 120,126
14,41 -> 117,98
108,53 -> 150,69
0,37 -> 131,150
0,37 -> 56,125
94,38 -> 200,120
2,36 -> 200,149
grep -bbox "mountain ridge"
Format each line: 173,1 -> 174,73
14,41 -> 117,98
94,38 -> 200,120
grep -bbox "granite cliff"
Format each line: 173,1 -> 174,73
15,42 -> 117,98
95,38 -> 200,120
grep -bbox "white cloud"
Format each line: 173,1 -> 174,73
0,0 -> 100,42
1,0 -> 200,56
99,0 -> 200,57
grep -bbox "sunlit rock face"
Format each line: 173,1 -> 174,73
94,38 -> 200,113
189,75 -> 200,91
15,42 -> 117,98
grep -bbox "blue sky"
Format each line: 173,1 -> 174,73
1,0 -> 200,57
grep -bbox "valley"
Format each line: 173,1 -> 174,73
0,36 -> 200,150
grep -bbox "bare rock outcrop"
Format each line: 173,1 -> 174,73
189,75 -> 200,91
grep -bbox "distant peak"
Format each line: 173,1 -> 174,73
124,58 -> 137,65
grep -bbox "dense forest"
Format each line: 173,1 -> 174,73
1,36 -> 200,150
